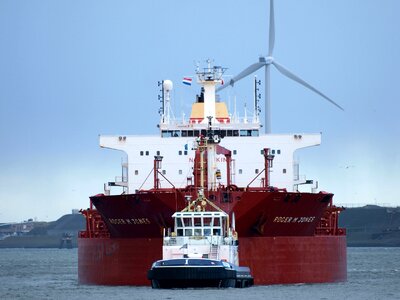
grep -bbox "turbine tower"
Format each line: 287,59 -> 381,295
216,0 -> 344,134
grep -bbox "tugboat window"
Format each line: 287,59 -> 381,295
203,217 -> 212,226
194,218 -> 201,226
176,218 -> 183,227
184,218 -> 192,227
140,151 -> 144,156
213,229 -> 221,235
146,151 -> 149,156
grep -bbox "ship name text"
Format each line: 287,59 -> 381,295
108,218 -> 151,225
273,216 -> 316,223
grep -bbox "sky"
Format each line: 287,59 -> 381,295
0,0 -> 399,222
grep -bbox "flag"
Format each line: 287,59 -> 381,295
182,77 -> 192,86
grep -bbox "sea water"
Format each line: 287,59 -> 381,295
0,247 -> 399,300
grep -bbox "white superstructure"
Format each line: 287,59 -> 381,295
100,63 -> 320,194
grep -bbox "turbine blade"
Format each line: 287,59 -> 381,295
269,0 -> 275,56
272,61 -> 344,111
217,62 -> 265,92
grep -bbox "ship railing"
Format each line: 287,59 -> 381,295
78,208 -> 111,239
315,205 -> 346,236
163,235 -> 227,246
115,176 -> 128,183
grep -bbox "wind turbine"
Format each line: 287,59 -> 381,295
216,0 -> 344,133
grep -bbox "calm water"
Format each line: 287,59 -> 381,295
0,247 -> 399,300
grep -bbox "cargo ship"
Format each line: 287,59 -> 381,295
78,62 -> 346,285
78,1 -> 347,285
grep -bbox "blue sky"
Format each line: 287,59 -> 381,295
0,0 -> 399,222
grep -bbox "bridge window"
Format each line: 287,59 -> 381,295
240,130 -> 252,136
161,130 -> 173,138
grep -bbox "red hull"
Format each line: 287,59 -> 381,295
78,235 -> 346,285
90,190 -> 333,238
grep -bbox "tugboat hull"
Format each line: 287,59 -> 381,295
147,259 -> 253,289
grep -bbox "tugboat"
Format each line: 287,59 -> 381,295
147,135 -> 254,289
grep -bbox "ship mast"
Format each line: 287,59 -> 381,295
196,59 -> 226,125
